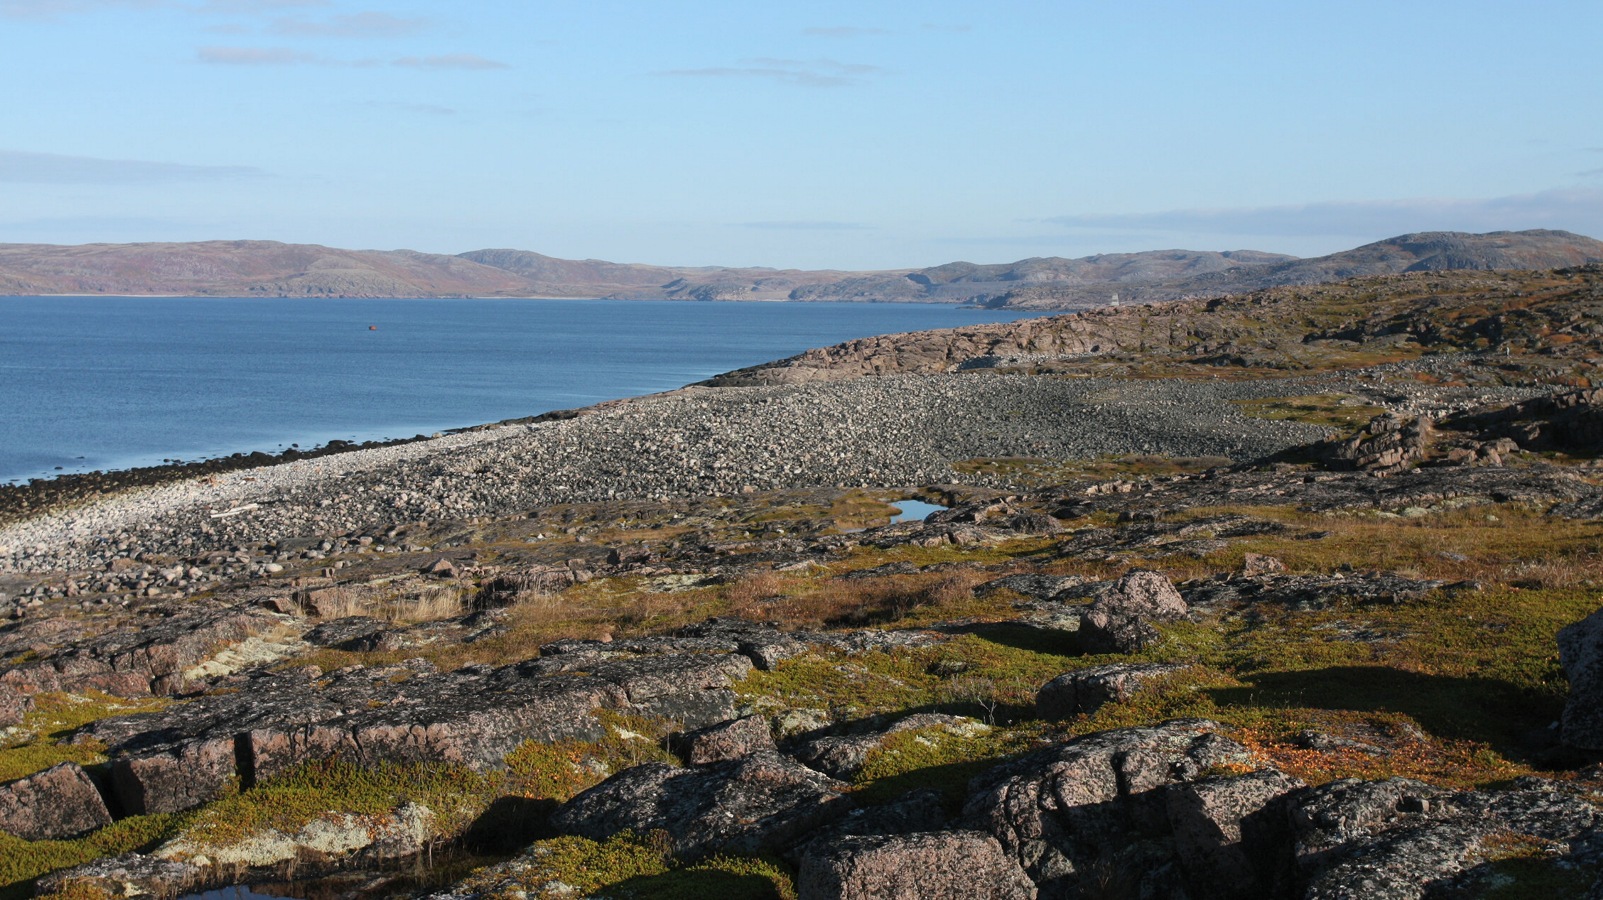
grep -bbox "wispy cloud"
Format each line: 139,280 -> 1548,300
803,26 -> 888,38
741,220 -> 874,231
921,23 -> 972,33
393,53 -> 508,70
270,11 -> 425,38
198,44 -> 320,64
200,0 -> 327,11
1045,189 -> 1603,239
2,0 -> 158,18
1578,168 -> 1603,178
660,57 -> 882,88
198,46 -> 506,69
0,149 -> 263,184
362,100 -> 456,116
4,0 -> 321,17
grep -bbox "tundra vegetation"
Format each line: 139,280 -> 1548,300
2,265 -> 1603,898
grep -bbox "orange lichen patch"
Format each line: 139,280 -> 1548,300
1231,724 -> 1527,790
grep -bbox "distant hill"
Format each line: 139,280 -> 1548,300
0,230 -> 1597,306
986,230 -> 1603,309
0,240 -> 531,298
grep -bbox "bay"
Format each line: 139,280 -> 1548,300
0,297 -> 1053,485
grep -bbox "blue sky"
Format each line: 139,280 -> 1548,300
2,0 -> 1600,269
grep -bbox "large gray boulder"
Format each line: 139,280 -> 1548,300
1077,569 -> 1189,654
797,830 -> 1036,900
1559,605 -> 1603,749
550,750 -> 855,857
0,762 -> 113,840
1035,663 -> 1190,720
963,719 -> 1265,898
1289,777 -> 1603,899
1165,769 -> 1303,899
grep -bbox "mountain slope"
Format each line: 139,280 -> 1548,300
0,240 -> 531,298
0,230 -> 1597,304
990,230 -> 1603,308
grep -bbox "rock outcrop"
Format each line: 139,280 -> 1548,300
796,830 -> 1037,900
550,751 -> 855,857
0,762 -> 113,840
1559,605 -> 1603,750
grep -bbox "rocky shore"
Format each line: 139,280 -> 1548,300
3,266 -> 1603,899
0,366 -> 1540,586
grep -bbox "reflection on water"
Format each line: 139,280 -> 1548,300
889,499 -> 948,523
177,850 -> 499,900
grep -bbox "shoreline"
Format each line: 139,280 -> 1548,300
0,402 -> 604,527
0,373 -> 1348,574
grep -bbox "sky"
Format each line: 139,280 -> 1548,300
2,0 -> 1601,270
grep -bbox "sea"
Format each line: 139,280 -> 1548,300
0,297 -> 1055,485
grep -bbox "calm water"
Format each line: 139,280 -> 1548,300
0,297 -> 1052,484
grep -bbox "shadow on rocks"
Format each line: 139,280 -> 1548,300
460,796 -> 564,852
1208,666 -> 1568,764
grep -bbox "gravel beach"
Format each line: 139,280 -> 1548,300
0,363 -> 1541,576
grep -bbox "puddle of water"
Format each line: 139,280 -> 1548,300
889,499 -> 948,523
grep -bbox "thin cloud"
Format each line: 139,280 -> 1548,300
363,100 -> 456,116
271,11 -> 426,38
198,45 -> 321,64
393,53 -> 508,70
200,0 -> 327,10
661,57 -> 882,88
4,0 -> 321,16
0,149 -> 263,184
1045,189 -> 1603,239
1577,168 -> 1603,178
2,0 -> 159,18
741,220 -> 874,231
803,26 -> 889,38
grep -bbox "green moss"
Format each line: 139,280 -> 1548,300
1233,394 -> 1386,431
462,834 -> 795,900
0,813 -> 185,900
738,633 -> 1076,724
0,692 -> 169,784
504,711 -> 679,804
175,758 -> 491,850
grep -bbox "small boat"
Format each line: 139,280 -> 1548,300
368,325 -> 378,331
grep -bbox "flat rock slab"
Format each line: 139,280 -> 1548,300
0,761 -> 113,840
677,714 -> 776,765
36,854 -> 202,899
1035,663 -> 1191,720
90,648 -> 753,816
0,600 -> 290,697
794,713 -> 988,781
551,750 -> 855,857
1182,571 -> 1448,611
797,830 -> 1037,900
1291,777 -> 1603,899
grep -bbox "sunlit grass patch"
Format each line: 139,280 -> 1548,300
459,833 -> 796,900
0,692 -> 169,784
1233,394 -> 1387,432
0,814 -> 186,900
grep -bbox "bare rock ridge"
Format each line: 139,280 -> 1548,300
1,229 -> 1598,305
705,262 -> 1603,385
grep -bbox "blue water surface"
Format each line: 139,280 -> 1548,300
0,297 -> 1053,484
